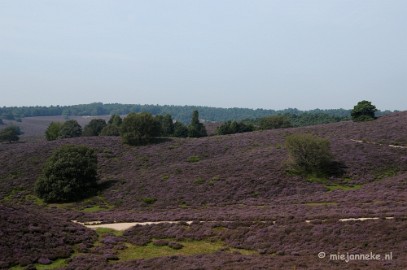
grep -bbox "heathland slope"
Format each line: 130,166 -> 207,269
1,112 -> 406,218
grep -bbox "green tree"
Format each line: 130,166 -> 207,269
83,119 -> 107,136
100,124 -> 120,136
59,120 -> 82,138
0,126 -> 21,142
121,112 -> 162,145
35,145 -> 98,202
156,114 -> 175,136
173,122 -> 188,137
351,100 -> 377,122
108,114 -> 122,126
285,133 -> 333,176
259,115 -> 292,130
188,111 -> 207,138
45,122 -> 63,141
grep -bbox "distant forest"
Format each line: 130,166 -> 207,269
0,102 -> 394,127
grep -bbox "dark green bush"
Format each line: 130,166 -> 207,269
45,122 -> 63,141
35,145 -> 98,202
188,110 -> 207,138
59,120 -> 82,138
0,126 -> 21,142
259,115 -> 292,130
156,114 -> 175,136
108,114 -> 122,126
285,133 -> 333,176
173,122 -> 188,137
83,119 -> 107,136
121,112 -> 161,146
217,121 -> 254,135
100,124 -> 120,136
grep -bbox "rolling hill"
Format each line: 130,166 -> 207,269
1,112 -> 406,269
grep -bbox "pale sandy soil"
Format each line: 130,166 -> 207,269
73,217 -> 397,231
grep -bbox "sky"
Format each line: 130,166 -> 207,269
0,0 -> 406,110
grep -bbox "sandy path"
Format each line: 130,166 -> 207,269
73,217 -> 397,231
72,220 -> 194,230
350,139 -> 407,149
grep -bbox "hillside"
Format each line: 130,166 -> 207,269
1,112 -> 406,269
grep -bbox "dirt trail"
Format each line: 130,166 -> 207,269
350,139 -> 407,149
73,217 -> 397,231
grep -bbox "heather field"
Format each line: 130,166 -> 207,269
1,112 -> 407,269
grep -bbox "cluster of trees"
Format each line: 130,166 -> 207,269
216,121 -> 254,135
45,110 -> 208,145
121,110 -> 207,145
216,115 -> 293,135
45,120 -> 82,140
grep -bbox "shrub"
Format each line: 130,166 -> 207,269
59,120 -> 82,138
285,133 -> 333,176
187,156 -> 201,163
173,122 -> 189,138
108,114 -> 122,126
168,242 -> 184,250
259,115 -> 292,130
0,126 -> 21,142
100,124 -> 120,136
142,197 -> 157,204
121,112 -> 161,146
83,119 -> 107,136
45,122 -> 63,141
156,114 -> 175,136
35,145 -> 98,202
351,100 -> 377,122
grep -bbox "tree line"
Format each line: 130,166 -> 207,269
1,102 -> 393,124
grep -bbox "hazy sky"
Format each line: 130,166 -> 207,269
1,1 -> 406,110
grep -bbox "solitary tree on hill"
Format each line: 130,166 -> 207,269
351,100 -> 377,122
